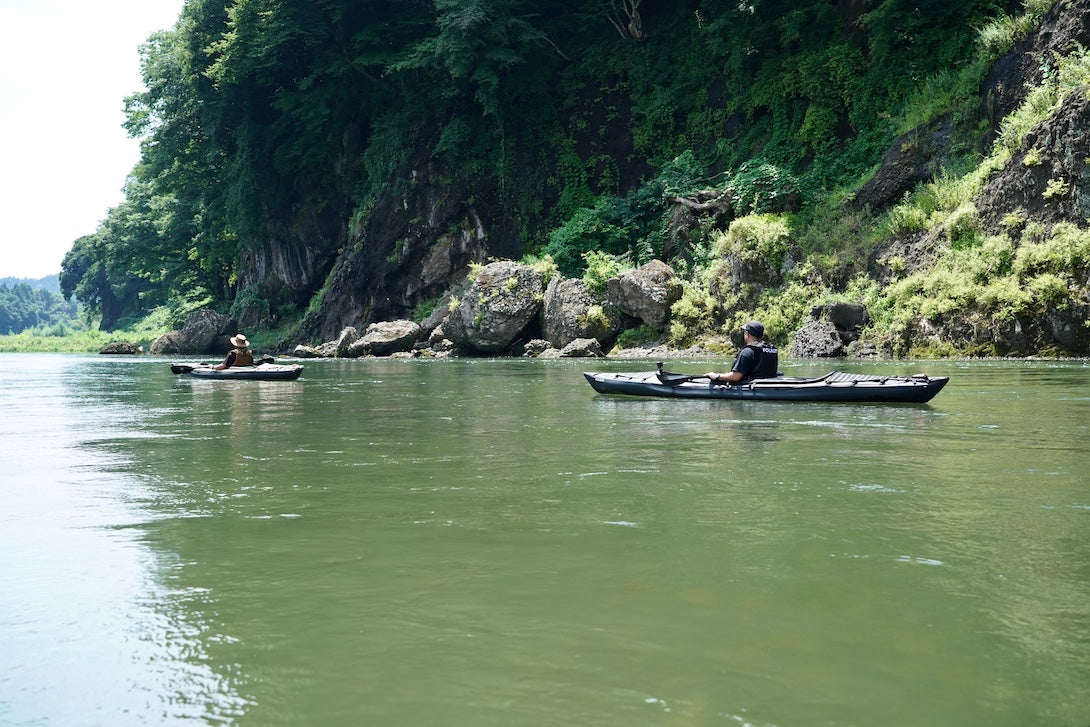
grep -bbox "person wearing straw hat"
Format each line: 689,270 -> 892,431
214,334 -> 255,370
704,320 -> 778,384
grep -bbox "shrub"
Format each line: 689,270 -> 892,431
945,203 -> 982,249
522,254 -> 560,287
613,324 -> 660,350
727,161 -> 802,216
1014,222 -> 1090,275
713,214 -> 792,271
669,284 -> 717,345
581,250 -> 630,294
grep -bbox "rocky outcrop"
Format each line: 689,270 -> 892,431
606,260 -> 682,329
334,327 -> 360,357
850,115 -> 956,212
791,304 -> 870,358
444,261 -> 545,353
792,321 -> 847,358
150,310 -> 238,355
99,342 -> 141,354
978,88 -> 1090,233
541,277 -> 623,349
980,0 -> 1090,145
292,136 -> 525,344
346,320 -> 421,356
538,337 -> 605,358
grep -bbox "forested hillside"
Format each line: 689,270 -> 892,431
61,0 -> 1090,356
0,279 -> 78,335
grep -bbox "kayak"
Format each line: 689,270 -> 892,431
171,363 -> 303,381
583,367 -> 948,403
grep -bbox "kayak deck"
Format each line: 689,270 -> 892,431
584,369 -> 948,403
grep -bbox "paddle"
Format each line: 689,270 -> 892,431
171,356 -> 274,375
170,363 -> 208,375
655,361 -> 711,386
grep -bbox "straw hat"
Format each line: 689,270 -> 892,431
230,334 -> 250,349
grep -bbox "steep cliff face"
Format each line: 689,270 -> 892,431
980,0 -> 1090,144
978,89 -> 1090,232
295,153 -> 523,343
276,1 -> 1090,353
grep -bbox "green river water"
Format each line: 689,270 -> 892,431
0,353 -> 1088,726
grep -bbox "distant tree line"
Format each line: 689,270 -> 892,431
0,282 -> 79,335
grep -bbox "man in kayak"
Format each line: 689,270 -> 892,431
704,320 -> 779,383
214,334 -> 255,370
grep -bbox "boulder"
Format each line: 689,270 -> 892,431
334,327 -> 360,357
809,303 -> 869,334
99,342 -> 141,355
791,321 -> 847,358
606,260 -> 683,329
521,339 -> 554,357
444,261 -> 545,353
541,276 -> 622,349
418,296 -> 452,338
292,344 -> 322,358
315,340 -> 339,358
557,338 -> 604,358
347,320 -> 421,357
150,309 -> 237,355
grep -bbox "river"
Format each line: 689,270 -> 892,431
0,353 -> 1087,726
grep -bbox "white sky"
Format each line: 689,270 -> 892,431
0,0 -> 186,279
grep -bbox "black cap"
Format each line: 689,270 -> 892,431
742,320 -> 764,338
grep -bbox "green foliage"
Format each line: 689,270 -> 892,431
543,183 -> 664,277
412,297 -> 439,323
520,253 -> 560,287
1013,222 -> 1090,276
669,283 -> 717,346
726,162 -> 803,217
612,324 -> 660,350
0,283 -> 79,335
0,307 -> 169,353
581,250 -> 630,294
713,214 -> 792,271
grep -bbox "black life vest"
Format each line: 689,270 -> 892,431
746,342 -> 779,379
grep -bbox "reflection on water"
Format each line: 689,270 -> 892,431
1,354 -> 1088,726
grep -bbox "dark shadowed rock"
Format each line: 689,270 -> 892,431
792,321 -> 847,358
810,303 -> 869,333
978,89 -> 1090,232
849,115 -> 955,212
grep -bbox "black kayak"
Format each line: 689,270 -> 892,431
584,367 -> 948,403
170,363 -> 303,381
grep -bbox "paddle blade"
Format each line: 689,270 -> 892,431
170,364 -> 194,375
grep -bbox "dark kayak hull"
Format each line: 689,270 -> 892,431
584,370 -> 948,403
171,364 -> 303,381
